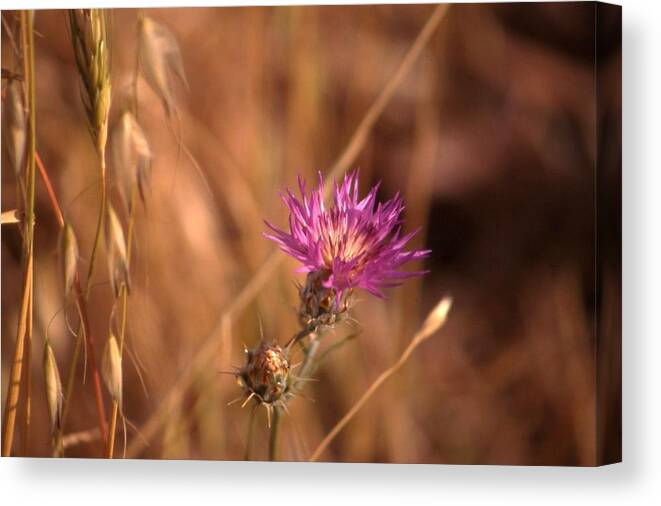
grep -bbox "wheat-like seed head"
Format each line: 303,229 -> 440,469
105,204 -> 130,297
68,9 -> 111,154
102,334 -> 123,408
109,110 -> 153,211
138,15 -> 187,118
58,222 -> 79,297
43,340 -> 63,435
2,79 -> 27,178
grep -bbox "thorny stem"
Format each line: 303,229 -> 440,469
268,407 -> 281,461
310,332 -> 358,371
2,11 -> 35,457
285,325 -> 316,349
107,187 -> 137,458
268,332 -> 320,461
299,336 -> 320,380
243,405 -> 257,460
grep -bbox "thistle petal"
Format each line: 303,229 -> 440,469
264,170 -> 430,297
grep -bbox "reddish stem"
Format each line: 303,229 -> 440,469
73,274 -> 108,443
36,151 -> 108,450
36,152 -> 64,227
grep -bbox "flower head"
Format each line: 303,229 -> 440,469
264,171 -> 430,300
237,341 -> 290,405
235,340 -> 292,426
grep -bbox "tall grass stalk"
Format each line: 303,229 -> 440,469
105,15 -> 150,454
308,297 -> 452,461
34,152 -> 106,456
20,9 -> 36,458
20,279 -> 34,455
2,11 -> 36,457
57,9 -> 112,455
106,187 -> 137,458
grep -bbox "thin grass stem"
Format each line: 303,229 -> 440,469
20,292 -> 33,455
107,187 -> 137,458
39,151 -> 109,455
58,10 -> 113,455
2,11 -> 35,457
308,297 -> 452,462
36,153 -> 64,227
2,256 -> 33,456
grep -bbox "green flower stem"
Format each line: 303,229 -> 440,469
243,405 -> 257,460
268,407 -> 281,461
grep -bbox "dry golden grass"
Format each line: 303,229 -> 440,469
1,3 -> 620,464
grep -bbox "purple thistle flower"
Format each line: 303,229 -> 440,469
264,171 -> 430,299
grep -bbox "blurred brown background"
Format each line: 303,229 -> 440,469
1,2 -> 621,464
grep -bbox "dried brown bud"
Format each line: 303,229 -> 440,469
237,341 -> 290,406
298,271 -> 351,329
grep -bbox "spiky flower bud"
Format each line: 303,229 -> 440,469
298,271 -> 351,329
237,341 -> 290,406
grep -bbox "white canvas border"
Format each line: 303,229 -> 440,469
1,0 -> 658,504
